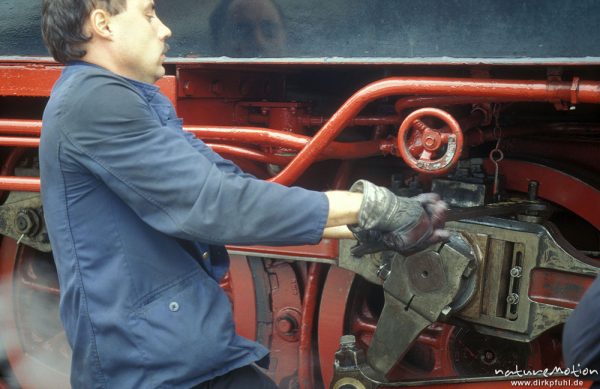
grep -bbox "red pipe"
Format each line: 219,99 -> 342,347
394,96 -> 523,114
269,77 -> 600,185
0,119 -> 42,135
0,177 -> 40,192
0,122 -> 387,160
189,126 -> 384,160
300,115 -> 400,127
206,144 -> 291,165
0,137 -> 39,147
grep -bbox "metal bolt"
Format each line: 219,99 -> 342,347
483,350 -> 496,363
16,213 -> 30,233
510,266 -> 522,278
275,312 -> 300,339
506,293 -> 520,305
183,81 -> 192,96
340,335 -> 356,347
376,264 -> 391,281
440,306 -> 453,320
276,317 -> 294,334
528,180 -> 539,201
15,209 -> 39,236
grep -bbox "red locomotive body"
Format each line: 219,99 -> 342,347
1,1 -> 599,388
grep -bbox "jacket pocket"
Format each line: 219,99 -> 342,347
129,269 -> 238,383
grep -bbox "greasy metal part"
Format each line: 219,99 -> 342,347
330,335 -> 376,389
337,239 -> 385,286
431,179 -> 487,208
446,201 -> 548,222
450,328 -> 531,377
365,234 -> 476,379
0,192 -> 50,252
450,217 -> 599,342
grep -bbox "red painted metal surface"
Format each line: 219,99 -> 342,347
485,159 -> 600,231
0,65 -> 61,97
0,65 -> 177,107
0,120 -> 42,135
529,269 -> 595,310
221,255 -> 257,341
207,143 -> 292,165
0,137 -> 38,147
0,177 -> 40,192
317,266 -> 355,387
394,96 -> 520,114
189,126 -> 385,160
298,263 -> 324,389
155,76 -> 178,109
270,77 -> 600,185
227,239 -> 339,262
265,261 -> 304,385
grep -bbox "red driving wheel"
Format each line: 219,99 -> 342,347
397,108 -> 464,175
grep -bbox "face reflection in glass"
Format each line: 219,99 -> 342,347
210,0 -> 287,57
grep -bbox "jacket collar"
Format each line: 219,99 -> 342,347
65,60 -> 160,102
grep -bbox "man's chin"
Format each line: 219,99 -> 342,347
153,67 -> 166,82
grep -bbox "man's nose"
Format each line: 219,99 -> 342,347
157,17 -> 172,40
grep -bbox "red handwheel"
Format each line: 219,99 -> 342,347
397,108 -> 464,175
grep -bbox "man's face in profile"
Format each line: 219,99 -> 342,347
222,0 -> 286,57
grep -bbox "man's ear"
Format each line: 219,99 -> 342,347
88,9 -> 113,39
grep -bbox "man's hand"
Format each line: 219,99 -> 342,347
349,180 -> 450,255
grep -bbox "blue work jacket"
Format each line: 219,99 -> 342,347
39,62 -> 328,388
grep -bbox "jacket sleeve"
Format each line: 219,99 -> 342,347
60,74 -> 328,245
179,129 -> 255,179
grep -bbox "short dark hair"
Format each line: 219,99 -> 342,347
41,0 -> 127,63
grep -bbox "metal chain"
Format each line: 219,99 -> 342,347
489,104 -> 504,199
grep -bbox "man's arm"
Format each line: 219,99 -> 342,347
322,181 -> 450,252
321,191 -> 362,238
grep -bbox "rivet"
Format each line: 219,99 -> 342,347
169,301 -> 180,312
202,251 -> 209,260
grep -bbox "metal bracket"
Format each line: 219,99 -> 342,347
365,234 -> 476,380
0,192 -> 51,252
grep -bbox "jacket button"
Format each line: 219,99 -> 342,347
169,301 -> 180,312
202,251 -> 209,260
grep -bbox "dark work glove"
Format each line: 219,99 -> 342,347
349,180 -> 425,232
349,181 -> 450,256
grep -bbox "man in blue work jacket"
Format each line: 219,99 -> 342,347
40,0 -> 448,388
